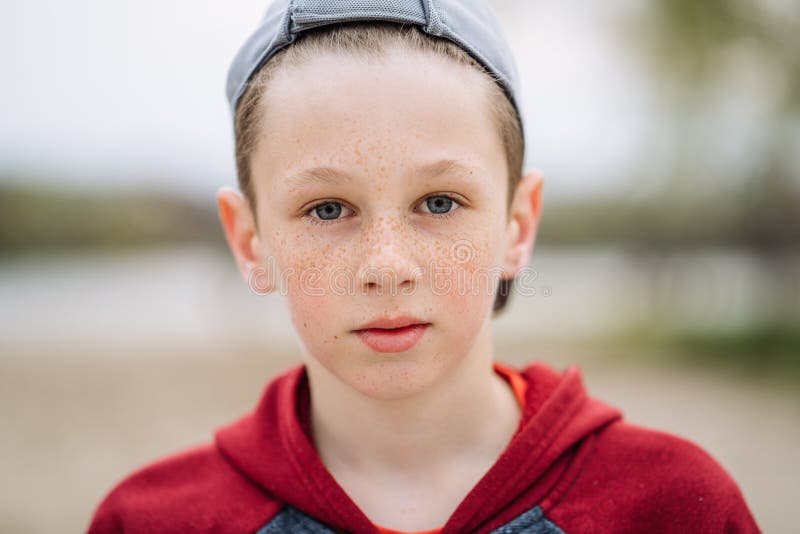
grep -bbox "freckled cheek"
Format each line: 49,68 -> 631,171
443,266 -> 495,318
285,288 -> 334,334
428,240 -> 498,318
278,253 -> 352,339
283,280 -> 349,363
271,237 -> 341,293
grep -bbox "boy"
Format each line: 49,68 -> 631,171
88,1 -> 760,532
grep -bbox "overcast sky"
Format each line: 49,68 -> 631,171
0,0 -> 652,201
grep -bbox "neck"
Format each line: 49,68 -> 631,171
304,322 -> 521,477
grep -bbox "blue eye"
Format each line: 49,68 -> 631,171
425,196 -> 454,214
312,202 -> 342,220
305,201 -> 353,226
420,194 -> 462,217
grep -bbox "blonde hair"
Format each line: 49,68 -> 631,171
233,21 -> 524,315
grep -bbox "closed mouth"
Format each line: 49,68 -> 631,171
355,323 -> 430,333
352,315 -> 430,332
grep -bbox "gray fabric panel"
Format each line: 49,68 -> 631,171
225,0 -> 293,112
488,506 -> 565,534
255,505 -> 335,534
225,0 -> 522,124
255,504 -> 564,533
291,0 -> 427,29
433,0 -> 520,105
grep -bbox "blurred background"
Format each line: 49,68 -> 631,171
1,0 -> 798,532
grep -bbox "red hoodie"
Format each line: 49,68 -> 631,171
87,361 -> 760,533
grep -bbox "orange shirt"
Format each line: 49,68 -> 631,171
373,361 -> 528,534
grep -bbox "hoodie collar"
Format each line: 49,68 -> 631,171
215,362 -> 621,533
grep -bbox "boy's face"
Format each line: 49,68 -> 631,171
219,47 -> 542,399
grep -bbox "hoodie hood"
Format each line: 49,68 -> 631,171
215,362 -> 621,534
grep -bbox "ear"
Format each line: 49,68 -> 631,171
216,186 -> 274,294
500,170 -> 544,279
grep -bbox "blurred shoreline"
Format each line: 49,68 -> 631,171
2,242 -> 797,362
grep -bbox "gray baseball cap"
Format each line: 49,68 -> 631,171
225,0 -> 526,166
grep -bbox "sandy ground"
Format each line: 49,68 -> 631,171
0,341 -> 797,534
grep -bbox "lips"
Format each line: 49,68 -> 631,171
352,316 -> 430,353
354,315 -> 428,331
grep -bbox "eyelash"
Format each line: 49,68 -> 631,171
304,194 -> 463,226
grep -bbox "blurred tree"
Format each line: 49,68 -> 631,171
0,183 -> 223,253
619,0 -> 799,251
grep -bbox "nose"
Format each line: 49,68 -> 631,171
355,215 -> 422,295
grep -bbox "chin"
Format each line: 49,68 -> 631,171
342,357 -> 448,400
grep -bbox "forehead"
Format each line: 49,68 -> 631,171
251,48 -> 507,186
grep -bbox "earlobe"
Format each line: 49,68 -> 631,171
501,170 -> 544,279
216,186 -> 273,293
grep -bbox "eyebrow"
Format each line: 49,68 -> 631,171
282,158 -> 484,189
283,166 -> 354,189
415,158 -> 484,181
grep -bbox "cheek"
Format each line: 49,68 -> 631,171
430,232 -> 501,318
272,237 -> 355,339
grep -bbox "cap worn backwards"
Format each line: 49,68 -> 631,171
225,0 -> 527,165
